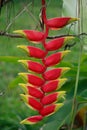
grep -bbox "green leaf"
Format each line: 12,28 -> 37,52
77,96 -> 87,104
0,56 -> 21,62
0,56 -> 41,63
81,54 -> 87,63
42,120 -> 59,130
80,89 -> 87,97
77,79 -> 87,94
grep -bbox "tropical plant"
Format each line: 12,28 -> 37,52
0,0 -> 87,130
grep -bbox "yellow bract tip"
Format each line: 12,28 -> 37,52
18,60 -> 28,68
59,91 -> 66,95
19,83 -> 26,87
20,119 -> 26,124
18,72 -> 28,82
55,103 -> 63,112
72,17 -> 80,21
17,45 -> 28,53
58,91 -> 66,99
20,119 -> 35,125
19,83 -> 27,93
18,60 -> 27,63
64,36 -> 75,42
68,17 -> 79,24
62,67 -> 71,74
61,50 -> 71,57
13,30 -> 26,37
18,72 -> 26,76
20,94 -> 28,103
58,78 -> 67,89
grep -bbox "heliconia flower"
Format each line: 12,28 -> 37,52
42,67 -> 70,80
42,78 -> 67,93
46,17 -> 78,30
39,103 -> 63,117
43,50 -> 71,67
19,83 -> 44,99
18,73 -> 45,86
16,0 -> 75,124
13,30 -> 44,43
18,60 -> 46,74
17,45 -> 47,59
20,94 -> 43,111
20,115 -> 43,124
45,36 -> 74,51
41,91 -> 65,105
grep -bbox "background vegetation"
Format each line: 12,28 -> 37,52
0,0 -> 87,130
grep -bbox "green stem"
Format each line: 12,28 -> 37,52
70,0 -> 84,129
70,40 -> 82,130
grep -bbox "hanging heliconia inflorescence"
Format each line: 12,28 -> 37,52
14,0 -> 78,124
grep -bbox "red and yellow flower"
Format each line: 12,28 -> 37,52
14,0 -> 78,125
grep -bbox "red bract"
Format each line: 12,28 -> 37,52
14,30 -> 44,43
43,50 -> 70,67
46,17 -> 78,30
19,73 -> 45,86
41,91 -> 65,105
45,36 -> 74,51
27,97 -> 43,111
19,83 -> 44,98
19,60 -> 46,74
39,103 -> 63,117
15,0 -> 77,124
27,86 -> 44,98
42,78 -> 67,93
20,94 -> 43,111
20,115 -> 43,124
42,67 -> 70,80
17,45 -> 47,59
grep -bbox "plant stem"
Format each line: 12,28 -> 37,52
70,0 -> 84,129
70,40 -> 81,130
